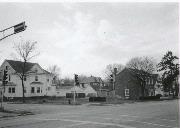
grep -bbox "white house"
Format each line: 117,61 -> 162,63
0,59 -> 56,98
56,84 -> 97,97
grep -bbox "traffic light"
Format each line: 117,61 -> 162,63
110,74 -> 113,83
3,70 -> 8,85
14,22 -> 27,34
74,74 -> 79,85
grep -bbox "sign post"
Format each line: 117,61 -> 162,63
73,74 -> 79,104
73,82 -> 76,104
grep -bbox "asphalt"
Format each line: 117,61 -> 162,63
0,99 -> 179,128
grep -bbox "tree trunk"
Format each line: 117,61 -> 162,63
22,61 -> 26,103
141,83 -> 145,97
21,79 -> 25,103
175,84 -> 179,96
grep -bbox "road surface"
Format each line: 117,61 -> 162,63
0,100 -> 179,128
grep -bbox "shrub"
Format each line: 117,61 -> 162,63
156,94 -> 162,97
139,95 -> 160,100
89,97 -> 106,102
66,93 -> 85,98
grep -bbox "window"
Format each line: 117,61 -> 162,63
82,83 -> 85,88
5,66 -> 8,70
31,87 -> 35,93
8,87 -> 15,93
125,89 -> 130,97
35,76 -> 38,81
9,75 -> 11,81
12,87 -> 15,93
8,87 -> 11,93
37,87 -> 40,93
47,79 -> 49,82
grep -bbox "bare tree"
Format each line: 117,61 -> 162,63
47,65 -> 61,86
14,41 -> 39,103
104,63 -> 124,79
78,74 -> 88,83
47,65 -> 61,79
126,57 -> 156,74
62,77 -> 74,86
126,56 -> 156,97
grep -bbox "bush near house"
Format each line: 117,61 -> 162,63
66,93 -> 85,98
89,97 -> 106,102
139,95 -> 161,100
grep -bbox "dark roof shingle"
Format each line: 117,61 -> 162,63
6,60 -> 36,73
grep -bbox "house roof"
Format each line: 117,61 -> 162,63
6,60 -> 37,73
56,86 -> 73,90
6,60 -> 50,74
117,68 -> 155,76
117,68 -> 158,81
90,84 -> 100,91
30,81 -> 43,84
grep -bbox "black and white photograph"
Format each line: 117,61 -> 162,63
0,1 -> 179,128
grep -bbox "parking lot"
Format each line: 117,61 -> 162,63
0,100 -> 179,128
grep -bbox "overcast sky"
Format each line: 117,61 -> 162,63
0,3 -> 179,78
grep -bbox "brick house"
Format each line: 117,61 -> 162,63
115,68 -> 158,100
0,60 -> 56,98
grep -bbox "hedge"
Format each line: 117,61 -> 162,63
66,93 -> 85,98
139,95 -> 161,100
89,97 -> 106,102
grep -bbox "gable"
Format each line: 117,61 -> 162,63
116,68 -> 132,80
30,64 -> 47,74
0,60 -> 16,74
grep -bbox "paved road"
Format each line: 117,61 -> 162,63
0,100 -> 179,128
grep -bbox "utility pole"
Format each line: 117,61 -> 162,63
113,68 -> 117,97
1,70 -> 8,110
0,22 -> 26,109
0,86 -> 3,109
73,80 -> 76,104
73,74 -> 79,104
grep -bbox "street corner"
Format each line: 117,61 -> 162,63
0,108 -> 34,120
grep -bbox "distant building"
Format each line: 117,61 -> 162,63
79,76 -> 106,97
0,60 -> 56,98
115,68 -> 158,100
56,84 -> 97,97
79,76 -> 104,87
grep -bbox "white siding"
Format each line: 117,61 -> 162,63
0,60 -> 56,98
